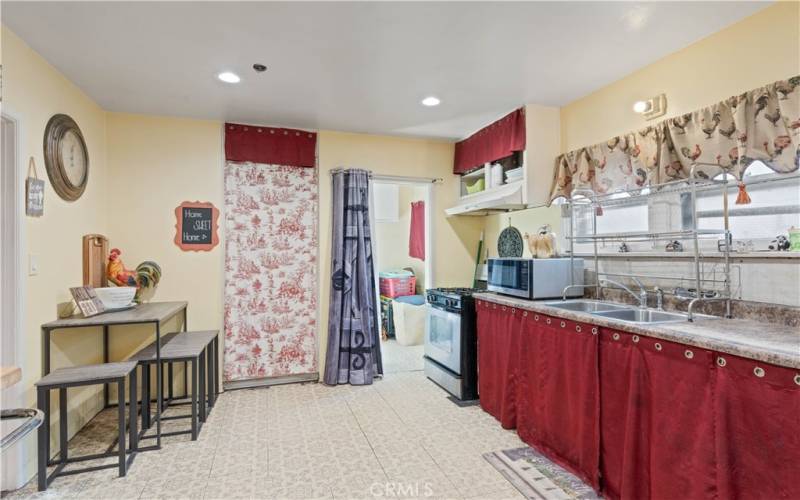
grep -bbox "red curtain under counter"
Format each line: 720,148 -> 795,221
519,313 -> 599,490
516,310 -> 543,447
476,300 -> 522,429
476,301 -> 501,420
714,352 -> 800,499
599,328 -> 716,500
598,328 -> 648,500
476,296 -> 800,500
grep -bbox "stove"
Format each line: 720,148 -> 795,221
424,287 -> 481,400
426,288 -> 477,312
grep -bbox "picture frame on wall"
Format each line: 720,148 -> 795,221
174,201 -> 220,251
26,157 -> 44,216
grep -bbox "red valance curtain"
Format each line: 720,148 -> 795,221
225,123 -> 317,167
453,108 -> 526,174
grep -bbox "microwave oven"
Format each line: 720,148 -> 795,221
487,258 -> 584,299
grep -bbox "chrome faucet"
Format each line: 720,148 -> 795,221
561,284 -> 595,301
600,278 -> 648,308
653,287 -> 664,310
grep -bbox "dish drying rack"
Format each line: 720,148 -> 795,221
564,163 -> 737,321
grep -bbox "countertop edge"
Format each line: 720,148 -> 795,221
42,301 -> 189,329
474,292 -> 800,370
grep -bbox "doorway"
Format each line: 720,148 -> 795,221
1,112 -> 27,491
371,177 -> 432,375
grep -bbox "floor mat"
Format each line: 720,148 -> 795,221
483,446 -> 601,500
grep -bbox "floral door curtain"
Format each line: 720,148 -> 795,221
223,123 -> 318,383
324,169 -> 382,385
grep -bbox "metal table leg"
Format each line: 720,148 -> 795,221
103,325 -> 109,407
190,359 -> 198,440
168,362 -> 174,401
155,322 -> 161,448
59,389 -> 67,464
142,364 -> 150,429
199,351 -> 206,423
42,328 -> 51,376
206,343 -> 214,409
117,381 -> 126,477
214,336 -> 220,403
37,388 -> 48,491
183,307 -> 188,398
129,371 -> 138,451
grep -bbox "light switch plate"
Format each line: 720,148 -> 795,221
28,254 -> 39,276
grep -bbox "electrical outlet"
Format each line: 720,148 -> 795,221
29,254 -> 39,276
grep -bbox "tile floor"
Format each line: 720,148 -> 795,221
380,340 -> 425,374
5,371 -> 526,500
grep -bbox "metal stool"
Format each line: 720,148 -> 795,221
36,361 -> 138,491
131,330 -> 218,441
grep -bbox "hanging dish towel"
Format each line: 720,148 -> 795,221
409,201 -> 425,261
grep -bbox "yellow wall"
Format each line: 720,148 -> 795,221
1,26 -> 110,481
374,184 -> 427,290
317,131 -> 483,374
560,2 -> 800,151
104,112 -> 224,389
1,30 -> 219,486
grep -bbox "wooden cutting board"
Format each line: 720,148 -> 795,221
83,234 -> 108,288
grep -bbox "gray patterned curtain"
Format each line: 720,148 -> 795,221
324,169 -> 382,385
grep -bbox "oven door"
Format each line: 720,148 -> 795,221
424,305 -> 462,375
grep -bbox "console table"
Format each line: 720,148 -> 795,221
41,301 -> 188,448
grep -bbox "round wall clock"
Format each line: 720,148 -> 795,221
43,114 -> 89,201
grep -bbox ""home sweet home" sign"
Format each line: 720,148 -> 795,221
174,201 -> 219,251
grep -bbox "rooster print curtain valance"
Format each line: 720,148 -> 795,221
549,76 -> 800,202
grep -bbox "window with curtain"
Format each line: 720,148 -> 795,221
562,160 -> 799,254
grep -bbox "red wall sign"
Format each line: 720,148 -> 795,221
174,201 -> 220,252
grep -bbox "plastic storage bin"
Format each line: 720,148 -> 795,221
379,270 -> 417,298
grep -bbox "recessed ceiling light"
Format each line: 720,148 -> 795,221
218,72 -> 241,83
421,96 -> 441,107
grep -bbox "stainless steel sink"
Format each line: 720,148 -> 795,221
591,308 -> 690,324
544,300 -> 633,313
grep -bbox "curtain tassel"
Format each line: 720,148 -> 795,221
735,182 -> 751,205
595,204 -> 604,216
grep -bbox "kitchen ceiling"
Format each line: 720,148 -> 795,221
2,1 -> 768,140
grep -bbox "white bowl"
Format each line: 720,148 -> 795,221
94,287 -> 137,309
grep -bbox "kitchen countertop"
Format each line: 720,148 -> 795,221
474,292 -> 800,370
1,366 -> 22,389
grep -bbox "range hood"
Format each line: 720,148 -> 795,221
445,181 -> 526,216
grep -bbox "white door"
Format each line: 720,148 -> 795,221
1,113 -> 27,490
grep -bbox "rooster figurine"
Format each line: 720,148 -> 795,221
106,248 -> 162,303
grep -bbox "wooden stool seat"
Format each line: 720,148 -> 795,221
36,362 -> 137,388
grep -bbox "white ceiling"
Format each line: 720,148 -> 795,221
3,1 -> 768,140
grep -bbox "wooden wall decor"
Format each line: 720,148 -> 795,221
83,234 -> 108,287
174,201 -> 219,252
26,157 -> 45,217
